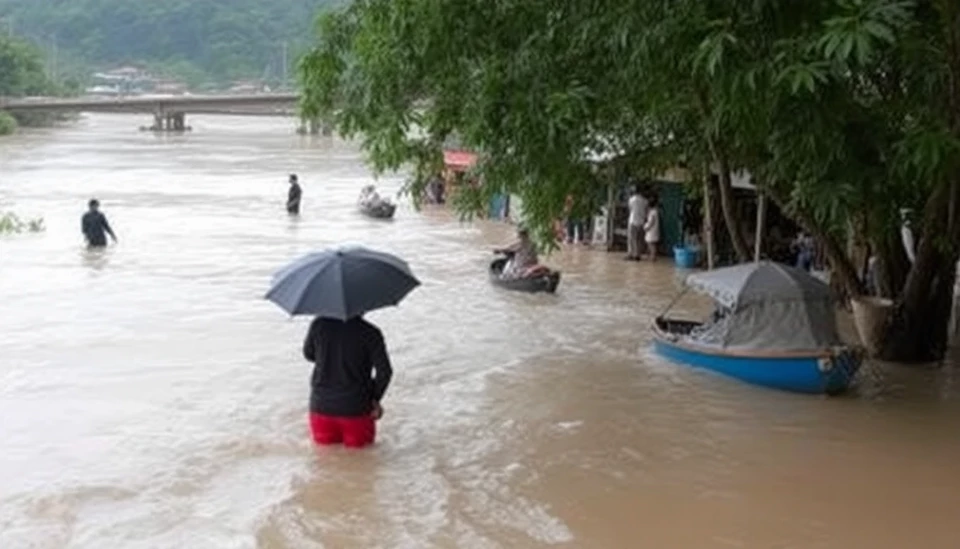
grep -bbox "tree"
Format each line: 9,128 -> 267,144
0,34 -> 51,96
0,32 -> 76,130
0,33 -> 58,133
713,0 -> 960,362
0,33 -> 78,130
0,111 -> 15,135
300,0 -> 960,362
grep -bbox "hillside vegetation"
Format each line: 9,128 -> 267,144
0,0 -> 337,84
0,33 -> 70,133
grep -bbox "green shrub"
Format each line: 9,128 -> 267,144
0,212 -> 45,234
0,111 -> 16,136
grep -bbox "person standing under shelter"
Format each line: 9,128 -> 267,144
564,194 -> 589,245
81,199 -> 117,248
287,174 -> 303,215
303,315 -> 393,448
427,173 -> 446,204
644,196 -> 661,261
626,186 -> 648,260
791,231 -> 815,271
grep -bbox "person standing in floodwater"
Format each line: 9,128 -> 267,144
626,186 -> 648,261
81,199 -> 117,248
644,196 -> 661,261
287,174 -> 302,215
303,315 -> 393,448
791,231 -> 815,271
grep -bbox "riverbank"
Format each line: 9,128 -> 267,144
0,111 -> 84,136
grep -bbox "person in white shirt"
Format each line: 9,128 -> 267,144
900,208 -> 915,264
626,186 -> 648,260
495,226 -> 544,279
643,196 -> 661,261
358,185 -> 382,208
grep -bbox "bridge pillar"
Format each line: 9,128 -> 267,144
147,111 -> 187,132
298,117 -> 332,136
170,112 -> 186,131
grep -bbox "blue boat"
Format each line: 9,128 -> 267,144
652,262 -> 863,395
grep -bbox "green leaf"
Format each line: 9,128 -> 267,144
863,20 -> 895,44
838,35 -> 855,61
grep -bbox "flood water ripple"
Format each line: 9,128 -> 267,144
1,114 -> 959,549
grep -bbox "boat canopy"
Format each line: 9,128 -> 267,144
682,261 -> 842,351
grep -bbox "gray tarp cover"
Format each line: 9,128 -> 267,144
683,262 -> 842,351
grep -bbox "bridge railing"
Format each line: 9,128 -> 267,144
1,93 -> 301,112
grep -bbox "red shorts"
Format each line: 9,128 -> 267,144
309,413 -> 376,448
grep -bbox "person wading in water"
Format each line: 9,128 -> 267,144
81,199 -> 117,248
287,174 -> 303,215
302,315 -> 393,448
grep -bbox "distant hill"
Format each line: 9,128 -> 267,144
0,0 -> 339,86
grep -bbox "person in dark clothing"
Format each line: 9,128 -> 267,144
303,315 -> 393,448
81,199 -> 117,248
287,174 -> 302,215
564,194 -> 593,245
426,174 -> 446,204
432,175 -> 446,204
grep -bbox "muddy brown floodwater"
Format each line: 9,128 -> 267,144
1,114 -> 959,549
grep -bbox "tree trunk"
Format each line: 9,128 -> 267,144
879,173 -> 960,362
696,87 -> 751,263
879,253 -> 957,362
847,215 -> 870,282
716,159 -> 752,262
815,226 -> 865,299
880,1 -> 960,362
871,228 -> 910,299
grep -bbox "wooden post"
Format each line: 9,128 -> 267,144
754,192 -> 766,262
703,176 -> 715,269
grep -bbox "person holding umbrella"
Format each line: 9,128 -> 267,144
301,315 -> 392,447
266,246 -> 420,448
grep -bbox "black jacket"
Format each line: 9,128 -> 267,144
81,211 -> 115,247
287,183 -> 302,213
303,317 -> 393,416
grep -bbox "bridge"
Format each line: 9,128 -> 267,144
0,93 -> 330,133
